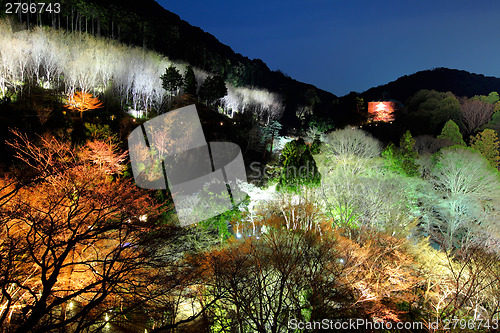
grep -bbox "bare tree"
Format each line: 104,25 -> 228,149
35,106 -> 53,128
189,226 -> 345,333
460,99 -> 495,135
0,133 -> 167,332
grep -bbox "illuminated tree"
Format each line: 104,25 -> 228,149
277,139 -> 320,192
460,99 -> 495,135
221,86 -> 284,121
472,91 -> 500,105
261,119 -> 282,154
335,229 -> 423,321
192,218 -> 425,331
0,22 -> 283,118
470,129 -> 500,169
437,120 -> 465,146
414,243 -> 500,325
424,146 -> 500,249
183,65 -> 198,96
318,156 -> 421,232
190,226 -> 344,333
382,131 -> 419,177
161,65 -> 183,96
310,136 -> 321,154
324,128 -> 381,159
316,129 -> 420,231
398,130 -> 419,176
199,75 -> 227,105
66,91 -> 104,118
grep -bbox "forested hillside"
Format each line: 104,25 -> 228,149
0,0 -> 345,127
361,67 -> 500,102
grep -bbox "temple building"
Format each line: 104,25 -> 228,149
367,101 -> 397,122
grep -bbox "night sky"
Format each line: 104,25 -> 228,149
158,0 -> 500,97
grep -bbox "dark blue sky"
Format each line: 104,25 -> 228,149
158,0 -> 500,97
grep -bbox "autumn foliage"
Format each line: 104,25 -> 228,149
0,132 -> 163,331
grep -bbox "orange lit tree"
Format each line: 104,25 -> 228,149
66,91 -> 104,118
0,132 -> 171,331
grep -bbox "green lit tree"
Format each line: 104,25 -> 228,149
382,131 -> 419,176
307,115 -> 335,134
460,99 -> 495,136
404,89 -> 461,133
437,120 -> 465,146
297,148 -> 321,185
310,136 -> 321,154
472,91 -> 500,105
470,129 -> 500,169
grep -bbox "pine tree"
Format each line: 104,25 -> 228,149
161,65 -> 183,95
262,120 -> 282,154
298,148 -> 321,185
470,129 -> 500,169
278,139 -> 320,191
437,120 -> 465,146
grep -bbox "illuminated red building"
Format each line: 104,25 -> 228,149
368,101 -> 396,122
